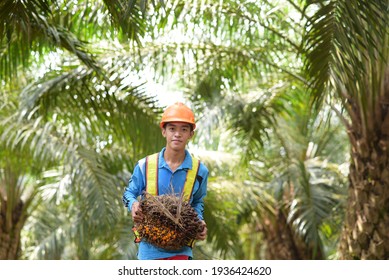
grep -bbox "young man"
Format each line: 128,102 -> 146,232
122,102 -> 208,260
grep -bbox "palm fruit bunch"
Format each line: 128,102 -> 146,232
136,192 -> 204,250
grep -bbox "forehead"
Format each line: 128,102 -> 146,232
165,122 -> 191,128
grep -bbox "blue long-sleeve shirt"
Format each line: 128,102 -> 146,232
122,147 -> 208,260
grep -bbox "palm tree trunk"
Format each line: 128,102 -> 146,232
261,210 -> 324,259
0,198 -> 26,259
339,146 -> 389,259
339,69 -> 389,259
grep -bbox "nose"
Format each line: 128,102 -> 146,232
174,130 -> 182,137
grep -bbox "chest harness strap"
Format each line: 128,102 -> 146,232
145,152 -> 200,200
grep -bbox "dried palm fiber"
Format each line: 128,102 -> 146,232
136,192 -> 204,250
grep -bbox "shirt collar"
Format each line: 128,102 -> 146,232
158,147 -> 193,170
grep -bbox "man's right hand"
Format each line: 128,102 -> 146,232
131,202 -> 144,223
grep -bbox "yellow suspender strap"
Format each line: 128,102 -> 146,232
183,157 -> 200,248
183,157 -> 200,201
145,153 -> 159,195
145,153 -> 200,201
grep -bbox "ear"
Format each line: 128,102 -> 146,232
189,130 -> 194,139
161,127 -> 167,138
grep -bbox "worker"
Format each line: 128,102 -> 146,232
122,102 -> 208,260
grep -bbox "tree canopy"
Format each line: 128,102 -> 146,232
1,0 -> 388,260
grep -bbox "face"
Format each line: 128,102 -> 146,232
162,122 -> 194,151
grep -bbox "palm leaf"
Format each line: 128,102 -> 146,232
303,0 -> 389,134
0,0 -> 99,81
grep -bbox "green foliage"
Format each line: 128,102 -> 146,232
1,47 -> 165,259
1,0 -> 360,260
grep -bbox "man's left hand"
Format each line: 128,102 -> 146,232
196,220 -> 207,240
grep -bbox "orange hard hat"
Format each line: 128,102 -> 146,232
160,102 -> 196,130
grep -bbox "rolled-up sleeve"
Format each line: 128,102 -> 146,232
122,163 -> 145,212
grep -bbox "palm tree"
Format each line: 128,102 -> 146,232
189,82 -> 349,260
0,0 -> 166,259
1,61 -> 165,259
302,0 -> 389,259
245,89 -> 348,259
0,92 -> 40,259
